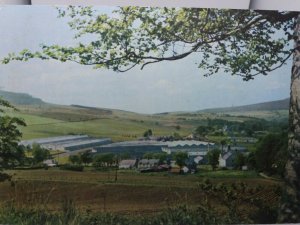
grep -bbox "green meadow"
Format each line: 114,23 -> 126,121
7,104 -> 288,142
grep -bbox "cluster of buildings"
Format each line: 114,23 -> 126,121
20,135 -> 249,171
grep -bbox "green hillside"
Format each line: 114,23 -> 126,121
200,98 -> 289,113
11,105 -> 192,141
0,90 -> 289,141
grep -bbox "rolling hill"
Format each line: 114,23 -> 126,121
0,89 -> 289,114
0,90 -> 45,106
199,98 -> 289,113
0,90 -> 289,141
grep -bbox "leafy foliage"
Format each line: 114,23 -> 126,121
143,129 -> 153,138
195,125 -> 212,137
174,151 -> 188,168
143,152 -> 167,163
0,200 -> 238,225
0,98 -> 26,181
2,8 -> 297,81
80,150 -> 93,165
31,143 -> 50,165
69,154 -> 82,165
253,132 -> 288,176
234,152 -> 246,170
207,149 -> 221,170
93,153 -> 117,168
198,179 -> 279,224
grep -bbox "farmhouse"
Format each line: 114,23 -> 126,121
20,135 -> 112,152
219,144 -> 249,168
119,159 -> 137,169
219,151 -> 236,168
138,159 -> 159,170
42,159 -> 57,167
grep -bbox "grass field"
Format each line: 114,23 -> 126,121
8,103 -> 288,142
10,106 -> 193,141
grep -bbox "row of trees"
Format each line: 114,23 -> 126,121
195,119 -> 287,138
69,150 -> 93,165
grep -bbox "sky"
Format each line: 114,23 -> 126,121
0,6 -> 292,114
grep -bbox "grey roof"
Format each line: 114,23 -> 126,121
101,140 -> 214,148
165,141 -> 214,147
20,136 -> 111,151
101,140 -> 167,148
58,138 -> 111,148
119,159 -> 137,166
139,159 -> 159,164
231,146 -> 247,151
20,135 -> 89,146
222,152 -> 234,160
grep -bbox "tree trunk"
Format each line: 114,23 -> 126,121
278,13 -> 300,223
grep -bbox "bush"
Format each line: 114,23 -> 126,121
0,204 -> 226,225
59,164 -> 84,172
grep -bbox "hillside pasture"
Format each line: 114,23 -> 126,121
10,104 -> 288,142
13,104 -> 206,141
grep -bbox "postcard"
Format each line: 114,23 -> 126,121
0,1 -> 299,224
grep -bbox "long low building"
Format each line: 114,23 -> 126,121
96,140 -> 166,157
162,141 -> 215,156
96,140 -> 215,157
20,135 -> 112,152
20,135 -> 90,147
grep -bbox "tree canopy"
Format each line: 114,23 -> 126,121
31,143 -> 50,165
254,132 -> 288,176
0,98 -> 26,181
174,151 -> 188,168
207,148 -> 221,170
2,8 -> 297,81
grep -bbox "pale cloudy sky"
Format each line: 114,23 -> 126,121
0,6 -> 291,114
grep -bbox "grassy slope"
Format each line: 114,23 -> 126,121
6,103 -> 288,141
11,105 -> 192,141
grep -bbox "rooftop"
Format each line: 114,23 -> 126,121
165,141 -> 215,147
101,140 -> 214,148
221,152 -> 234,160
58,138 -> 111,148
20,135 -> 89,146
101,140 -> 167,148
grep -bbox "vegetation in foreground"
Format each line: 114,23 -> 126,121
0,174 -> 281,225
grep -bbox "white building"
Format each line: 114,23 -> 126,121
161,140 -> 215,156
118,159 -> 137,169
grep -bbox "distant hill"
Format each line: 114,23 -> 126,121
0,89 -> 290,115
0,90 -> 45,106
199,98 -> 289,113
